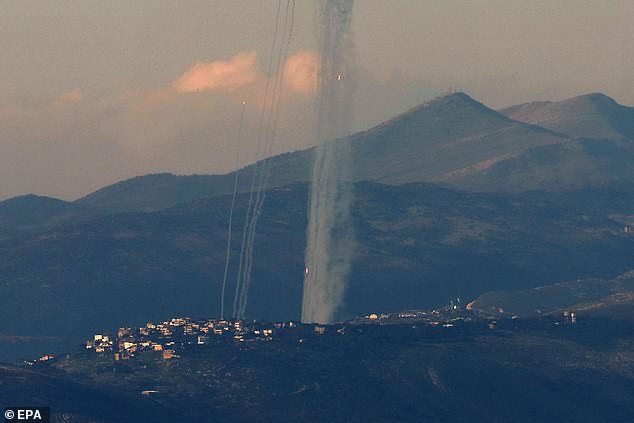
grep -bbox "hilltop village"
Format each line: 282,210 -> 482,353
24,300 -> 587,368
64,303 -> 579,364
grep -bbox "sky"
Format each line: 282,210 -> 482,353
1,0 -> 632,200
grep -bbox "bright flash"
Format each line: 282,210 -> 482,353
337,74 -> 342,81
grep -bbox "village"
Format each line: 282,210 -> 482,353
72,299 -> 580,364
79,303 -> 475,361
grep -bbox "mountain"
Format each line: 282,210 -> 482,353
447,93 -> 634,192
0,195 -> 97,240
3,182 -> 634,361
74,92 -> 634,213
449,137 -> 634,192
501,93 -> 634,141
75,93 -> 565,213
349,92 -> 564,184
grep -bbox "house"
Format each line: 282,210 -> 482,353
314,326 -> 327,334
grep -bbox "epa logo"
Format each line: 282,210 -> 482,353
4,408 -> 50,423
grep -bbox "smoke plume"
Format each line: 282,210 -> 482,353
302,0 -> 356,324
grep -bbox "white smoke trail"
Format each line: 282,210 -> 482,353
236,0 -> 296,319
233,0 -> 295,319
233,0 -> 283,319
220,100 -> 246,320
302,0 -> 356,324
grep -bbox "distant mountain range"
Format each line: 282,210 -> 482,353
74,92 -> 634,212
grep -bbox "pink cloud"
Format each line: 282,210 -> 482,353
50,88 -> 84,108
58,88 -> 83,103
172,51 -> 259,93
283,50 -> 319,95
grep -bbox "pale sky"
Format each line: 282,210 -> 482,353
1,1 -> 632,200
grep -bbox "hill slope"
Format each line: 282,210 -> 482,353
75,148 -> 313,213
469,271 -> 634,318
502,93 -> 634,141
0,195 -> 97,240
0,363 -> 192,422
349,92 -> 564,184
449,137 -> 634,192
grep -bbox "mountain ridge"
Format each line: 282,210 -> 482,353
501,92 -> 634,141
73,92 -> 569,213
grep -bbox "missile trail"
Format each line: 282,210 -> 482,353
237,0 -> 296,319
220,100 -> 246,321
233,0 -> 295,320
233,0 -> 283,319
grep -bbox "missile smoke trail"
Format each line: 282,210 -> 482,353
233,0 -> 295,319
236,0 -> 296,319
302,0 -> 355,324
219,100 -> 246,321
232,0 -> 283,319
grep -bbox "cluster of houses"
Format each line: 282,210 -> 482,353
85,317 -> 281,360
83,303 -> 484,361
84,308 -> 474,362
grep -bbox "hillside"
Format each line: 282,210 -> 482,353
75,148 -> 313,213
0,195 -> 97,240
3,182 -> 634,361
468,271 -> 634,319
0,363 -> 186,422
76,173 -> 237,213
501,93 -> 634,141
448,137 -> 634,192
7,318 -> 634,423
349,92 -> 564,184
74,93 -> 565,213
